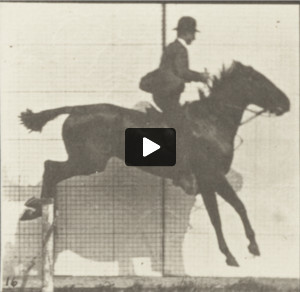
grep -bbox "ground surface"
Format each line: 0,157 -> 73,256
3,277 -> 299,292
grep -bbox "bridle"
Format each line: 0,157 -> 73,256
240,108 -> 267,125
221,102 -> 273,150
222,103 -> 267,126
217,103 -> 266,150
203,78 -> 271,126
199,80 -> 277,150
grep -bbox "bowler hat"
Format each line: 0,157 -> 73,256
174,16 -> 199,33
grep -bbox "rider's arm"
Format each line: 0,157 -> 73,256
174,48 -> 207,83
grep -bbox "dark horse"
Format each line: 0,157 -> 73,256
19,61 -> 290,266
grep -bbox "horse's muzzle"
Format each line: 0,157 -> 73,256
274,105 -> 290,116
270,103 -> 289,116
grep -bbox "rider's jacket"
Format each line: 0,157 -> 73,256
160,39 -> 202,82
140,39 -> 203,97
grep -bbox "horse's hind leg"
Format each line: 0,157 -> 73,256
201,187 -> 239,267
20,159 -> 96,221
216,176 -> 260,256
42,159 -> 97,198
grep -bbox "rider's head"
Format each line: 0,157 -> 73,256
175,16 -> 199,45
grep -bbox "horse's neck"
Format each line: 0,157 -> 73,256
220,96 -> 247,129
208,85 -> 249,137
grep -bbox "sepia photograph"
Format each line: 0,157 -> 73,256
0,1 -> 299,291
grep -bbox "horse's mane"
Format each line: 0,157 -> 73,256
136,61 -> 246,113
211,63 -> 236,92
199,61 -> 239,100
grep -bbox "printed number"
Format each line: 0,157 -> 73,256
6,277 -> 18,287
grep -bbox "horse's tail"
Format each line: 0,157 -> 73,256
19,106 -> 73,132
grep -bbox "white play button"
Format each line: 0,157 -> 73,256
143,137 -> 160,157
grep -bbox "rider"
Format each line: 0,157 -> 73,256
140,16 -> 209,195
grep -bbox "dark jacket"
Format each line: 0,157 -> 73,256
159,39 -> 202,82
140,40 -> 203,96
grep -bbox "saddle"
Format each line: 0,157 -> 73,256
133,102 -> 166,127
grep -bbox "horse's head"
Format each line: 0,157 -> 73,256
230,61 -> 290,116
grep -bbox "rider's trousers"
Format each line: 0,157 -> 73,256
153,94 -> 194,180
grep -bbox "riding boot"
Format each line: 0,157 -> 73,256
153,94 -> 198,195
164,107 -> 198,195
173,133 -> 198,195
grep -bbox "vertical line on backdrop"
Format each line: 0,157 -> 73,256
161,2 -> 166,276
112,8 -> 116,268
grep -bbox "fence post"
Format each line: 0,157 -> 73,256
42,199 -> 54,292
162,3 -> 166,50
161,2 -> 167,276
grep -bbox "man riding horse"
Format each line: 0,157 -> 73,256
140,16 -> 210,195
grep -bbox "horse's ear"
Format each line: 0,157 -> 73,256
231,60 -> 245,74
227,61 -> 236,73
233,60 -> 243,68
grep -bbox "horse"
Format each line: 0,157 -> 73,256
19,61 -> 290,267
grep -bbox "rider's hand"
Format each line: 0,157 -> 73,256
198,71 -> 210,83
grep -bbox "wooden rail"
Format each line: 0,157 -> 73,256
42,199 -> 55,292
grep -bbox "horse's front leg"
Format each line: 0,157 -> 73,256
216,176 -> 260,256
201,188 -> 239,267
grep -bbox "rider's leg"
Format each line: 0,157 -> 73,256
153,94 -> 197,195
152,93 -> 182,126
174,131 -> 198,195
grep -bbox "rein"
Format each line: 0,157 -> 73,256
200,85 -> 268,126
220,103 -> 267,150
203,80 -> 269,126
240,108 -> 266,126
223,103 -> 267,150
196,84 -> 272,151
222,102 -> 267,126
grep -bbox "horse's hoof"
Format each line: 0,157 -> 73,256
226,256 -> 239,267
25,197 -> 41,209
248,242 -> 260,256
20,208 -> 42,221
25,197 -> 52,208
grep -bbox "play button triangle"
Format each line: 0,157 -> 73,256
143,137 -> 160,157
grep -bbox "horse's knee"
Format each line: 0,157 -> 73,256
235,203 -> 246,215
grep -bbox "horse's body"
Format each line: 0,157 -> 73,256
20,61 -> 290,266
61,101 -> 232,181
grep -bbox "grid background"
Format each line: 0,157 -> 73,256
1,2 -> 299,282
